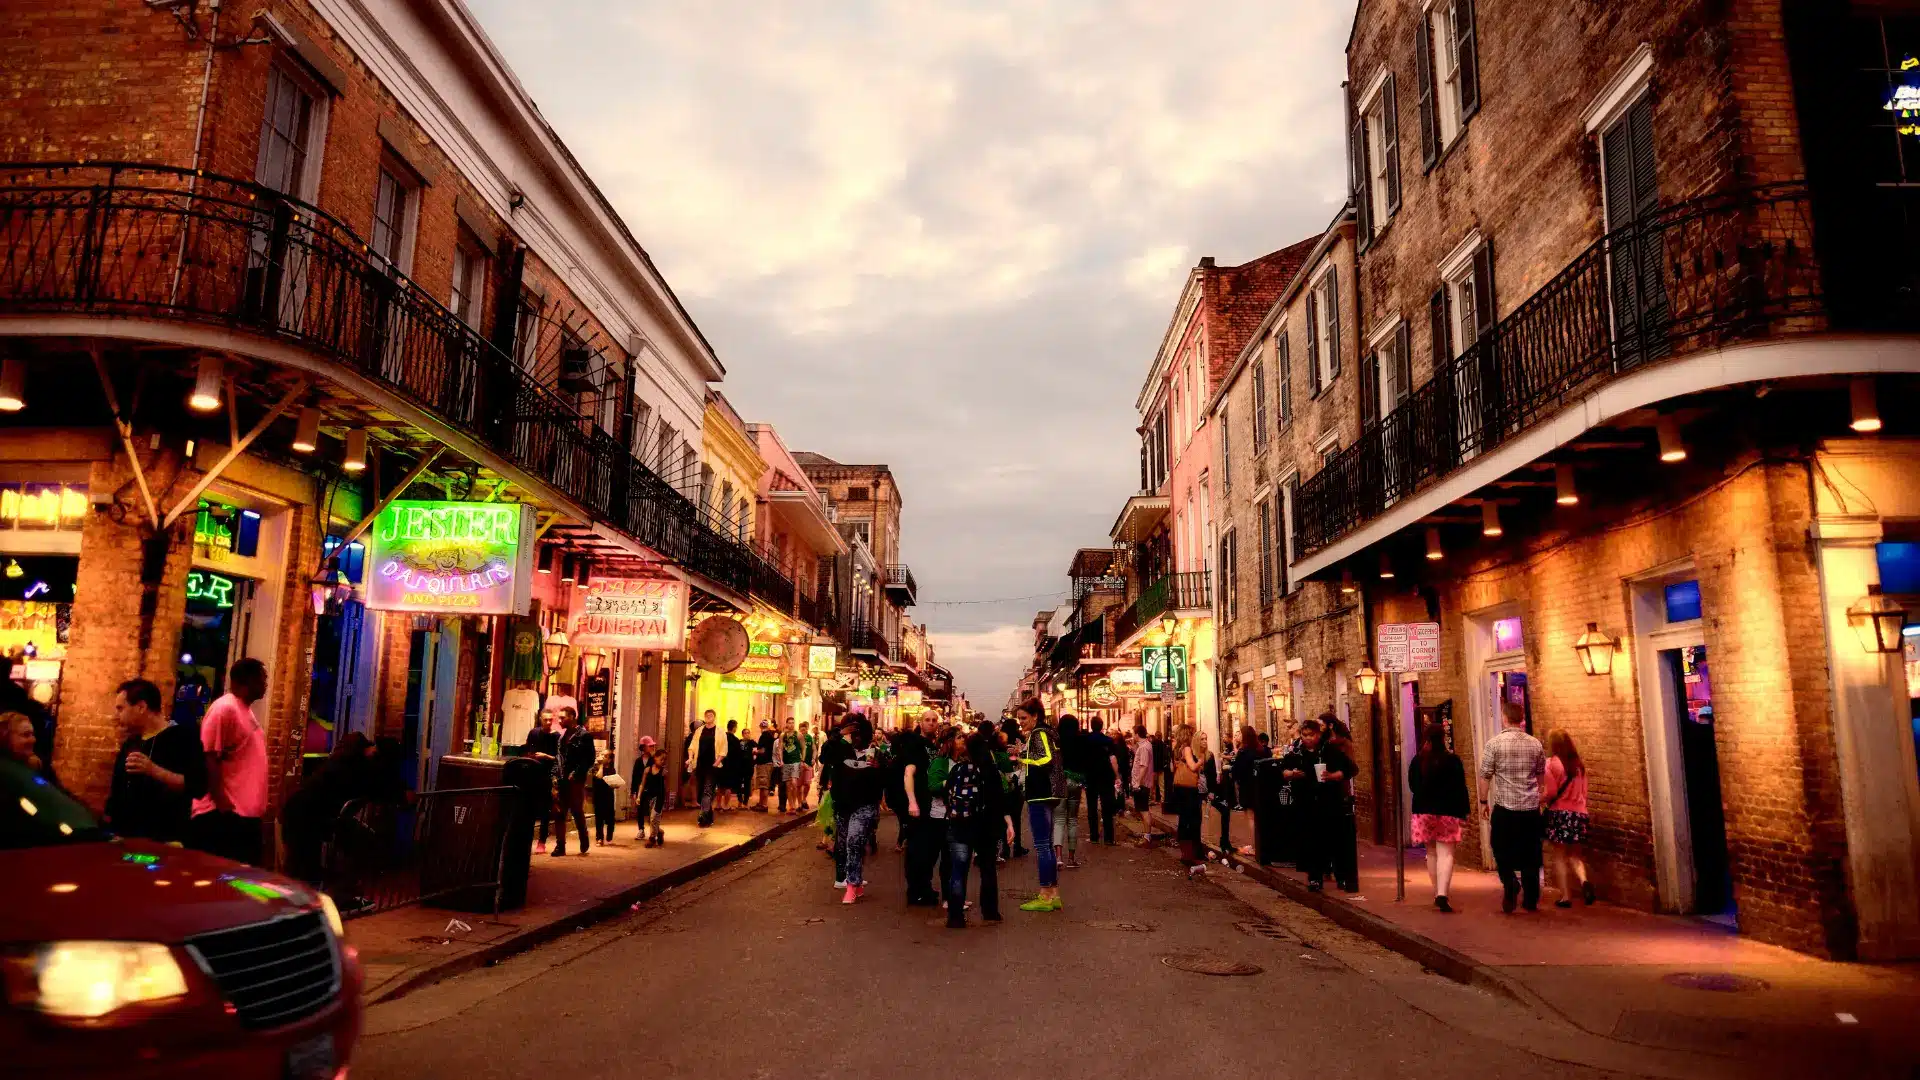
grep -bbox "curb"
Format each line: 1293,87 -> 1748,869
1129,811 -> 1546,1013
364,809 -> 818,1005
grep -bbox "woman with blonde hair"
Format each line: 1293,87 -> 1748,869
1542,729 -> 1594,907
1170,724 -> 1208,877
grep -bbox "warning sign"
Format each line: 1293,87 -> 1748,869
1376,622 -> 1441,672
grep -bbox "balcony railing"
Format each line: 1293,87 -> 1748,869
1293,183 -> 1842,556
0,162 -> 797,610
1111,570 -> 1210,645
884,564 -> 917,605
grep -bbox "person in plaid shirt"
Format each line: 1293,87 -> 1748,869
1479,701 -> 1546,912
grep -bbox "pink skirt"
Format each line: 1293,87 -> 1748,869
1411,813 -> 1465,845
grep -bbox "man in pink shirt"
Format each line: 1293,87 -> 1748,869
189,657 -> 269,865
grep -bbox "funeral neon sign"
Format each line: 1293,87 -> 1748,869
363,500 -> 533,615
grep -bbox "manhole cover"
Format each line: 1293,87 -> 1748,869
1662,972 -> 1769,992
1160,955 -> 1263,977
1234,921 -> 1291,940
1086,920 -> 1157,932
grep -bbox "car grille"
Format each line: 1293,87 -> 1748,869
185,911 -> 340,1029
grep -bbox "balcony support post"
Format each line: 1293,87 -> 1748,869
162,378 -> 310,530
88,343 -> 160,530
328,445 -> 444,548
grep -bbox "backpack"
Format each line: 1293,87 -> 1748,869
945,761 -> 985,823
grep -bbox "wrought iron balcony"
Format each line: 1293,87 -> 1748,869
884,564 -> 917,606
0,162 -> 798,609
1111,570 -> 1210,645
1292,182 -> 1867,557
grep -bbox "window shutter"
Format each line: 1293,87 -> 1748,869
1274,487 -> 1290,595
1627,95 -> 1659,219
1455,0 -> 1481,121
1257,502 -> 1273,603
1383,73 -> 1402,215
1305,291 -> 1322,395
1348,81 -> 1372,244
1430,287 -> 1451,365
1416,14 -> 1439,169
1326,270 -> 1342,378
1394,320 -> 1413,404
1252,356 -> 1267,447
1471,242 -> 1496,341
1360,351 -> 1380,427
1221,408 -> 1232,492
1277,331 -> 1292,426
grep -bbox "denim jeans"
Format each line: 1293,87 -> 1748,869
841,803 -> 879,886
1055,779 -> 1083,855
1028,802 -> 1058,888
946,833 -> 1000,923
695,767 -> 718,824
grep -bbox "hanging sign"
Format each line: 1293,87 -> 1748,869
1141,646 -> 1188,695
689,616 -> 750,673
1376,621 -> 1441,672
185,569 -> 237,609
1087,678 -> 1118,707
1888,56 -> 1920,137
364,501 -> 533,615
568,576 -> 687,651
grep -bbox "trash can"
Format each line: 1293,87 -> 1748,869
494,755 -> 551,911
1253,756 -> 1292,867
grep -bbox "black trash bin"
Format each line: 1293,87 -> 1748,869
494,756 -> 551,911
1253,756 -> 1292,867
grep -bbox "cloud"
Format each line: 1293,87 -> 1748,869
466,0 -> 1351,706
927,623 -> 1041,712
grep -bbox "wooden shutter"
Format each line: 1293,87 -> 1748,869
1348,81 -> 1372,244
1257,501 -> 1273,603
1273,487 -> 1289,595
1429,286 -> 1451,366
1393,321 -> 1413,405
1383,73 -> 1402,215
1277,331 -> 1292,426
1305,290 -> 1323,395
1604,94 -> 1665,364
1416,14 -> 1439,169
1251,354 -> 1267,447
1220,407 -> 1232,492
1360,351 -> 1380,427
1326,270 -> 1342,379
1471,242 -> 1495,340
1455,0 -> 1480,121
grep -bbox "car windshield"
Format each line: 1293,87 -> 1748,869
0,757 -> 111,849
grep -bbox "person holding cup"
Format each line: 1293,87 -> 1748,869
1279,717 -> 1334,891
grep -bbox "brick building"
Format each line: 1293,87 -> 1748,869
0,0 -> 820,850
1255,0 -> 1920,959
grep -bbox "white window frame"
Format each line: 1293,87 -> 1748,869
1278,469 -> 1301,593
1309,267 -> 1338,389
1367,316 -> 1407,418
1255,484 -> 1275,604
1439,230 -> 1487,361
1312,429 -> 1341,471
449,236 -> 486,328
1425,0 -> 1466,149
255,62 -> 329,201
1357,68 -> 1392,237
370,158 -> 421,275
1274,323 -> 1293,428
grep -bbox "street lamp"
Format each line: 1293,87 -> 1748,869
543,629 -> 571,674
1159,613 -> 1176,637
581,651 -> 606,678
1268,690 -> 1288,713
1847,586 -> 1908,654
1353,666 -> 1380,696
1572,622 -> 1620,676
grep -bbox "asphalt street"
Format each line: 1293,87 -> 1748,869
354,816 -> 1650,1080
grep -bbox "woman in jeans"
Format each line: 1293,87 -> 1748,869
833,718 -> 885,905
1543,730 -> 1594,908
1054,714 -> 1086,870
1171,724 -> 1206,878
945,728 -> 1014,928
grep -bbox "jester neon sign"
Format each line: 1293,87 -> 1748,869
363,500 -> 533,615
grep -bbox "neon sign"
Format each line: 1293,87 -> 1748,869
363,500 -> 532,615
567,576 -> 688,650
1141,646 -> 1188,695
1890,57 -> 1920,137
186,570 -> 236,609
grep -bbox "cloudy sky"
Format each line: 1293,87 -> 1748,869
468,0 -> 1352,707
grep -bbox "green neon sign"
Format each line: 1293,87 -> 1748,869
1141,646 -> 1188,695
186,570 -> 236,609
364,500 -> 532,615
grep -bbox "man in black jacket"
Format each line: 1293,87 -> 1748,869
552,707 -> 596,856
1081,717 -> 1120,845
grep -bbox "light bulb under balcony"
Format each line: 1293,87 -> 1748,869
536,544 -> 555,575
0,357 -> 25,412
342,428 -> 368,472
1378,553 -> 1395,580
291,407 -> 320,453
1481,502 -> 1503,537
1849,377 -> 1881,433
1339,569 -> 1357,596
1425,526 -> 1444,561
1555,463 -> 1579,505
189,356 -> 223,412
560,553 -> 577,586
1656,416 -> 1687,463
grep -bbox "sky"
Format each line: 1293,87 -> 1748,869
467,0 -> 1353,709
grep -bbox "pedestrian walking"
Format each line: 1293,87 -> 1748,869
819,711 -> 853,882
1280,718 -> 1331,888
1543,729 -> 1595,908
635,737 -> 667,847
1480,701 -> 1548,913
686,710 -> 726,827
591,751 -> 618,845
944,726 -> 1013,928
929,720 -> 955,902
897,711 -> 942,906
1153,730 -> 1173,807
1128,726 -> 1154,838
996,720 -> 1026,860
780,718 -> 804,813
1408,723 -> 1470,912
1054,713 -> 1085,869
750,719 -> 777,812
1170,725 -> 1206,877
797,720 -> 817,811
1016,699 -> 1065,911
551,707 -> 594,856
1225,725 -> 1267,855
725,720 -> 749,811
833,717 -> 885,904
1082,717 -> 1119,845
1321,718 -> 1360,892
188,658 -> 270,865
104,678 -> 206,844
525,708 -> 560,850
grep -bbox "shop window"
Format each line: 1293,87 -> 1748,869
0,483 -> 88,532
847,486 -> 870,502
1878,542 -> 1920,595
193,500 -> 260,558
1663,579 -> 1703,623
1491,615 -> 1524,653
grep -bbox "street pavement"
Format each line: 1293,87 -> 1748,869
350,816 -> 1892,1080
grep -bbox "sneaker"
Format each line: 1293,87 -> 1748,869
1555,899 -> 1573,909
842,886 -> 858,905
1501,886 -> 1518,914
854,885 -> 866,899
1019,897 -> 1055,912
1307,880 -> 1324,893
834,879 -> 847,890
550,848 -> 566,857
1049,896 -> 1064,911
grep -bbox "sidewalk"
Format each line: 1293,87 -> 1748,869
1149,806 -> 1920,1072
345,805 -> 818,1003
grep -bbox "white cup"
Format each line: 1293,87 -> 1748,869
1313,763 -> 1327,781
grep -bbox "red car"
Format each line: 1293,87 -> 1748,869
0,758 -> 363,1078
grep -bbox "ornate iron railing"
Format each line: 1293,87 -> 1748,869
883,564 -> 917,604
0,162 -> 798,610
1111,570 -> 1210,645
1293,183 -> 1831,556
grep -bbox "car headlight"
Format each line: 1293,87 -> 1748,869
32,942 -> 188,1018
318,893 -> 345,939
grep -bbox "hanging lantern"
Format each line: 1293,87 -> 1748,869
1572,622 -> 1619,676
582,651 -> 606,678
1353,666 -> 1380,696
1847,586 -> 1908,654
1159,613 -> 1176,637
189,356 -> 223,412
0,356 -> 26,412
291,407 -> 320,453
1656,415 -> 1687,462
543,629 -> 572,672
1425,526 -> 1444,561
1850,377 -> 1881,433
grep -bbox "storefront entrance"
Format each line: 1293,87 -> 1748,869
401,620 -> 462,791
175,568 -> 257,729
1663,643 -> 1734,921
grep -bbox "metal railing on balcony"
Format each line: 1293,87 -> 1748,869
1111,570 -> 1210,645
1293,183 -> 1837,556
848,615 -> 897,661
0,162 -> 796,608
883,564 -> 917,605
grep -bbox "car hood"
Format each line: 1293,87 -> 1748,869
0,839 -> 325,945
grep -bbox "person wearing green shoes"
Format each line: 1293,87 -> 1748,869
1016,699 -> 1066,912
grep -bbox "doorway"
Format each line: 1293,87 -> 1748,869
174,569 -> 258,730
401,620 -> 462,791
1663,643 -> 1734,922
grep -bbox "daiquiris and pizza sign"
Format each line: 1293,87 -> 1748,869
364,500 -> 533,615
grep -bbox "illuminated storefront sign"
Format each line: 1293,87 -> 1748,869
721,676 -> 787,694
1141,646 -> 1188,695
568,576 -> 687,650
899,688 -> 923,708
720,634 -> 789,695
0,483 -> 88,532
1087,678 -> 1118,706
1888,57 -> 1920,136
809,645 -> 838,676
364,501 -> 533,615
1111,667 -> 1144,688
185,570 -> 237,610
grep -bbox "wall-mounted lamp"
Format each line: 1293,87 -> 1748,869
291,407 -> 320,453
1481,502 -> 1503,537
1353,666 -> 1380,696
342,428 -> 367,472
1425,526 -> 1444,561
1850,377 -> 1882,433
0,357 -> 25,412
189,356 -> 223,412
1572,622 -> 1619,676
581,651 -> 606,678
1656,415 -> 1687,463
1555,463 -> 1579,506
1268,691 -> 1289,713
1159,613 -> 1177,636
543,629 -> 572,673
1847,585 -> 1908,654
